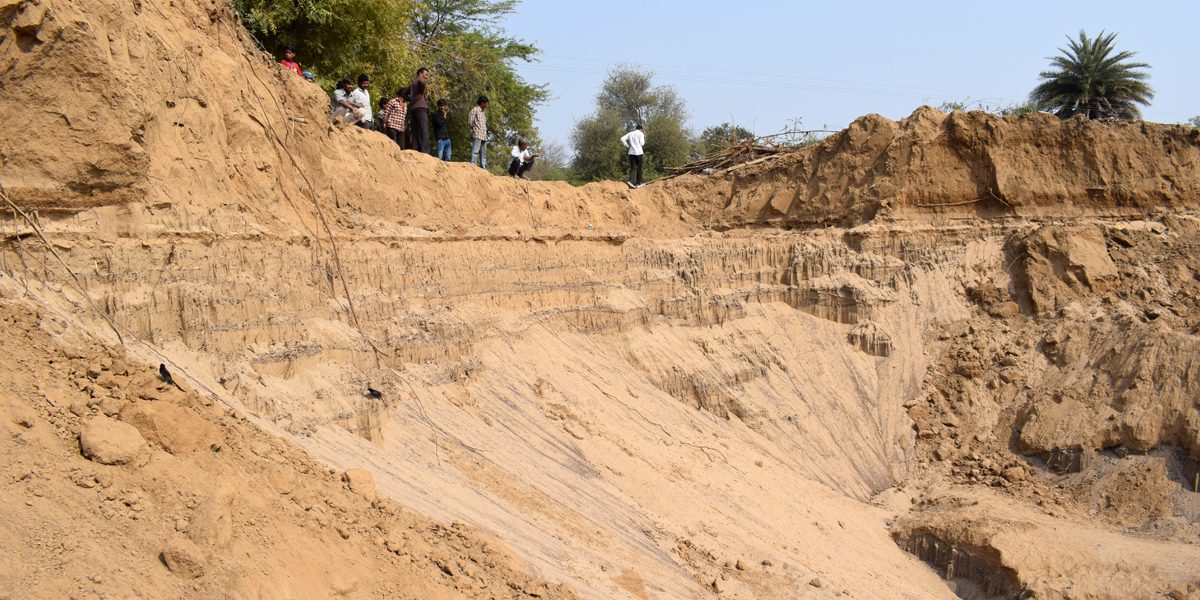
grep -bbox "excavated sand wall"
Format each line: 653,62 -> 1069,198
679,107 -> 1200,228
5,0 -> 1200,597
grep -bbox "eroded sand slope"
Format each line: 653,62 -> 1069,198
2,0 -> 1200,598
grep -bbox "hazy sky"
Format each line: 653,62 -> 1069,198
502,1 -> 1199,148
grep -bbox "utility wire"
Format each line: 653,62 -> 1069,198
535,53 -> 1026,98
521,64 -> 1026,103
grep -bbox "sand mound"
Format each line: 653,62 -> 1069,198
3,0 -> 1200,597
673,107 -> 1200,227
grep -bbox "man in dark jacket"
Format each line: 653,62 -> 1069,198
408,67 -> 430,153
431,99 -> 451,161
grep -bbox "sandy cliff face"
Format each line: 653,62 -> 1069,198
3,0 -> 1200,598
672,107 -> 1200,228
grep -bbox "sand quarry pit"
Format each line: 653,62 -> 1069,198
2,0 -> 1200,598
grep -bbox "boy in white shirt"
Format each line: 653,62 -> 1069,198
508,140 -> 538,179
620,124 -> 645,188
348,74 -> 373,130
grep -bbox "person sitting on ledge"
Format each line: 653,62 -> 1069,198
508,140 -> 537,179
349,74 -> 373,130
279,45 -> 315,80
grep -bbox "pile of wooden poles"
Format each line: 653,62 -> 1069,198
661,130 -> 838,181
662,142 -> 785,180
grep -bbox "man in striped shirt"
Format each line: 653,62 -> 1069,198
379,90 -> 408,148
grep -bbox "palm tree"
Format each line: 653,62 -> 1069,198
1029,30 -> 1154,120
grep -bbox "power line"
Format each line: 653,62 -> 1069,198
533,53 -> 1030,101
520,64 -> 1025,105
520,60 -> 1197,121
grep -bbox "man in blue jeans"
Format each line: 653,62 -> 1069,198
431,99 -> 451,161
468,96 -> 489,168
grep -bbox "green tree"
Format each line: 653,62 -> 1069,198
412,0 -> 519,41
1029,30 -> 1154,120
527,140 -> 574,182
570,108 -> 627,181
696,123 -> 756,156
233,0 -> 415,90
1187,116 -> 1200,129
570,66 -> 692,182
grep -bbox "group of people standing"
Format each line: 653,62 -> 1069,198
282,48 -> 646,185
328,70 -> 439,151
373,69 -> 454,161
278,46 -> 484,168
322,65 -> 491,169
324,66 -> 530,177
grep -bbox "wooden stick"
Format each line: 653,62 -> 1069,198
719,153 -> 786,174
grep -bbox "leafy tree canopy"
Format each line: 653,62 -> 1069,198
234,0 -> 414,91
1029,30 -> 1154,120
696,123 -> 756,156
412,0 -> 519,41
570,108 -> 627,182
570,66 -> 692,182
527,140 -> 575,183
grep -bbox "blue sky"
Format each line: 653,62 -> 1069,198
502,1 -> 1199,148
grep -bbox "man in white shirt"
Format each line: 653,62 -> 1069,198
508,140 -> 537,179
331,78 -> 363,124
620,124 -> 645,188
348,74 -> 373,130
